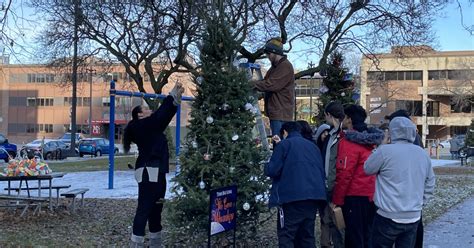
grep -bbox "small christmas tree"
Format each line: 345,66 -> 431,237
317,52 -> 355,122
466,119 -> 474,147
167,17 -> 269,244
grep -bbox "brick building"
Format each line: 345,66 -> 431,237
0,60 -> 194,144
360,47 -> 474,146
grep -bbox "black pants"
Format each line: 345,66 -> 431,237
342,196 -> 375,248
132,170 -> 167,236
371,213 -> 419,248
277,200 -> 324,248
414,214 -> 423,248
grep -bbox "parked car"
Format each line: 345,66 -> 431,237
0,133 -> 17,162
78,138 -> 119,157
58,132 -> 85,147
20,139 -> 69,160
438,140 -> 450,149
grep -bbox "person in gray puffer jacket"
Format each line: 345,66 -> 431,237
364,117 -> 435,248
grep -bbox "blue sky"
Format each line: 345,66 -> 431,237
432,1 -> 473,51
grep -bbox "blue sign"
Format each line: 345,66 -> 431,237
209,185 -> 237,236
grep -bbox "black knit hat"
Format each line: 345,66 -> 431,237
263,38 -> 284,55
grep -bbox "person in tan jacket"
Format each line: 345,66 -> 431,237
254,37 -> 295,137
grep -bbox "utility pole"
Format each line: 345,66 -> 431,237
308,61 -> 315,122
70,0 -> 81,153
86,67 -> 94,137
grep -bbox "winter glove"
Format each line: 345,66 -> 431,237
170,82 -> 184,106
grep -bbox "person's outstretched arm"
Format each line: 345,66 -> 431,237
147,82 -> 184,133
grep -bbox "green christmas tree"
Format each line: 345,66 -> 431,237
466,119 -> 474,147
167,17 -> 269,244
317,52 -> 355,122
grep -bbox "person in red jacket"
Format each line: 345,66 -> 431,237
332,104 -> 384,248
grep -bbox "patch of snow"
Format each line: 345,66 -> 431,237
0,159 -> 460,199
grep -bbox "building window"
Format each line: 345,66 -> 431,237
83,97 -> 91,106
64,97 -> 89,106
367,71 -> 384,81
27,98 -> 36,106
27,97 -> 54,107
46,124 -> 53,133
451,126 -> 468,136
367,71 -> 422,81
447,70 -> 474,80
27,74 -> 36,83
102,97 -> 110,107
395,100 -> 422,116
8,123 -> 26,133
385,72 -> 398,81
26,124 -> 36,133
450,97 -> 472,113
64,97 -> 71,106
428,70 -> 449,80
412,71 -> 422,80
426,101 -> 440,117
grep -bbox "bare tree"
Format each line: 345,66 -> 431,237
31,0 -> 449,96
237,0 -> 447,79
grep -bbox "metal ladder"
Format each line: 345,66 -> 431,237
239,62 -> 270,151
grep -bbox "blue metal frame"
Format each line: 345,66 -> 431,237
108,80 -> 193,189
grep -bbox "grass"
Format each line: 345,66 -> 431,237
0,166 -> 472,246
45,156 -> 177,173
46,156 -> 137,172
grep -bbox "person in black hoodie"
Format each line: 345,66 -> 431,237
123,82 -> 184,248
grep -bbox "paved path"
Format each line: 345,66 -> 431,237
424,196 -> 474,248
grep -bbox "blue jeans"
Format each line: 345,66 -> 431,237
270,120 -> 285,137
371,213 -> 419,248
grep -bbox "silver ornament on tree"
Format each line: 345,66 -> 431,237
229,166 -> 235,173
341,92 -> 346,97
199,181 -> 206,189
191,140 -> 198,148
206,116 -> 214,124
243,202 -> 250,211
232,134 -> 239,141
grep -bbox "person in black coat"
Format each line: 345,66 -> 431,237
123,82 -> 184,248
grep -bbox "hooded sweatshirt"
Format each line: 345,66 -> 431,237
364,117 -> 435,220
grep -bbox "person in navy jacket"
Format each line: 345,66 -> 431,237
123,82 -> 184,248
265,121 -> 326,247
